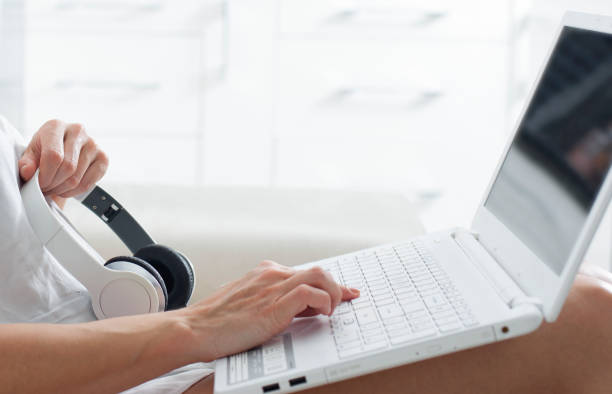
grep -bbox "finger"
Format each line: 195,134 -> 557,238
38,121 -> 66,190
274,284 -> 332,326
57,151 -> 108,198
18,145 -> 40,182
341,286 -> 360,301
45,124 -> 88,191
295,308 -> 321,318
46,138 -> 97,196
295,287 -> 359,318
282,266 -> 343,313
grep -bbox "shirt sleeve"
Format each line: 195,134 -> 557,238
0,115 -> 27,161
120,363 -> 214,394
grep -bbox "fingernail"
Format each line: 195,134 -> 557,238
350,288 -> 360,295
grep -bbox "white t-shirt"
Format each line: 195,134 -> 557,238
0,116 -> 213,392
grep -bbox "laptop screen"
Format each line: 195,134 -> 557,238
485,26 -> 612,275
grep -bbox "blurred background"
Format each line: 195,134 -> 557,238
1,0 -> 611,300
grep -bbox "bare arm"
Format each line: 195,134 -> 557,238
1,262 -> 359,393
1,312 -> 192,393
6,119 -> 359,392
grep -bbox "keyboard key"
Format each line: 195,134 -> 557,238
362,341 -> 388,352
362,326 -> 385,337
352,296 -> 370,305
334,329 -> 360,344
371,288 -> 392,297
395,286 -> 416,296
353,301 -> 373,310
363,334 -> 386,344
382,316 -> 404,326
356,308 -> 379,326
386,321 -> 408,332
410,321 -> 436,332
387,328 -> 410,338
368,279 -> 387,288
439,322 -> 462,333
431,310 -> 456,321
379,304 -> 403,320
375,297 -> 395,306
336,340 -> 361,351
405,310 -> 429,320
361,321 -> 382,330
401,302 -> 426,314
423,294 -> 446,309
433,315 -> 459,326
334,302 -> 352,315
390,329 -> 437,345
408,315 -> 432,326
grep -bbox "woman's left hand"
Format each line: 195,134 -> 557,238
19,119 -> 108,200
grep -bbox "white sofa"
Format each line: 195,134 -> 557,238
64,184 -> 425,303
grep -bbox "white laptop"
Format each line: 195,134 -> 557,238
215,11 -> 612,394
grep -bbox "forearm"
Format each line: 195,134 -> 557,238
0,310 -> 199,393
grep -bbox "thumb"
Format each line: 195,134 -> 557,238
18,146 -> 40,182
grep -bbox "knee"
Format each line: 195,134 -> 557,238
567,274 -> 612,326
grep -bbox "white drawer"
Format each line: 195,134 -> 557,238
24,35 -> 203,135
279,0 -> 511,41
97,135 -> 199,185
26,0 -> 225,33
275,40 -> 508,141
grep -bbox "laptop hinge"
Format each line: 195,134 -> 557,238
451,230 -> 544,313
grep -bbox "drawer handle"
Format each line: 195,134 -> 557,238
327,7 -> 448,27
54,80 -> 161,92
54,0 -> 164,14
325,86 -> 443,109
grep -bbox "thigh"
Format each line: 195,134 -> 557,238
185,269 -> 612,394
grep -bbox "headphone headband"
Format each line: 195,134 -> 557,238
80,186 -> 154,253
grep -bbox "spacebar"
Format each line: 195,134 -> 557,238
389,329 -> 437,346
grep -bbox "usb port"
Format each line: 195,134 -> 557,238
262,383 -> 280,393
289,376 -> 307,387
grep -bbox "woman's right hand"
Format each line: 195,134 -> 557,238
181,261 -> 360,362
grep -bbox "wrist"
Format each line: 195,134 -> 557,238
136,311 -> 201,368
169,306 -> 220,364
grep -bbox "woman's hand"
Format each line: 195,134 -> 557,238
19,119 -> 108,199
182,261 -> 360,362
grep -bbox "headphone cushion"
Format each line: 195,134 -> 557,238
134,244 -> 194,310
104,255 -> 169,308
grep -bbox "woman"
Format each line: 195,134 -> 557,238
2,117 -> 612,393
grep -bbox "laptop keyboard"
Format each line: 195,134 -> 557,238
322,240 -> 478,359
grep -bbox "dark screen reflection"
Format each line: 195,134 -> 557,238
485,27 -> 612,275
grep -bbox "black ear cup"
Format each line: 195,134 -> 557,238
104,255 -> 169,308
134,244 -> 194,310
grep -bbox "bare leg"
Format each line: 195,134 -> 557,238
186,266 -> 612,394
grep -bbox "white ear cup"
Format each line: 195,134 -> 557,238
103,261 -> 166,317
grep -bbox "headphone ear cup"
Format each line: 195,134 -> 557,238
104,256 -> 168,311
134,244 -> 194,310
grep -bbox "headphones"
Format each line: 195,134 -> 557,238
20,171 -> 195,319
